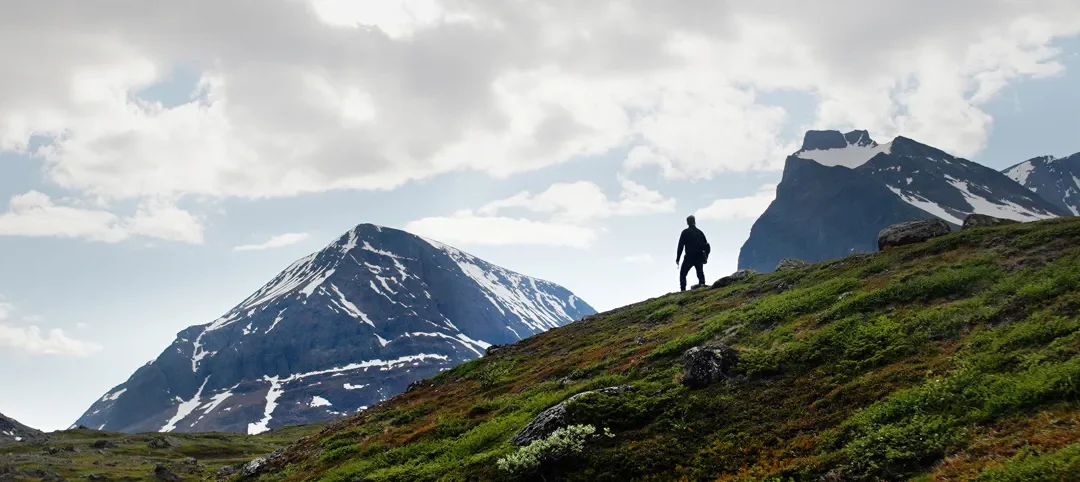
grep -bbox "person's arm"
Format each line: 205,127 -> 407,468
676,230 -> 686,264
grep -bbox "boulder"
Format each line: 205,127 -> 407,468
511,386 -> 633,446
962,213 -> 1017,230
240,449 -> 284,477
681,344 -> 740,389
147,436 -> 182,449
151,464 -> 182,482
712,269 -> 757,289
775,259 -> 809,272
877,219 -> 951,250
90,440 -> 116,449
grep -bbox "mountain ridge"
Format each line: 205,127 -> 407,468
739,129 -> 1069,272
74,223 -> 595,435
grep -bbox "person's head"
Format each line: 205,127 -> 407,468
686,215 -> 696,227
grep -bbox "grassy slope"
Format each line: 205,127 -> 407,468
0,423 -> 324,481
250,217 -> 1080,482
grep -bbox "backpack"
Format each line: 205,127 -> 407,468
702,243 -> 711,264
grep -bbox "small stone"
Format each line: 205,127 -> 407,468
712,269 -> 757,289
681,344 -> 740,389
877,219 -> 951,250
775,259 -> 809,272
962,213 -> 1018,230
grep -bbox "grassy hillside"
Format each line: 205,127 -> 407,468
0,423 -> 323,481
248,217 -> 1080,482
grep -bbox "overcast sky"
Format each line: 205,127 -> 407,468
2,0 -> 1079,432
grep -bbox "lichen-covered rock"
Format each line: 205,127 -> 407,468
877,219 -> 951,250
962,213 -> 1018,230
681,344 -> 740,389
775,259 -> 809,272
147,435 -> 182,449
240,449 -> 284,477
511,386 -> 632,446
712,269 -> 757,289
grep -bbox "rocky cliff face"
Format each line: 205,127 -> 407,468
1003,153 -> 1080,216
739,130 -> 1069,272
74,224 -> 595,434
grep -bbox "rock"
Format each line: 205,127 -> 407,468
241,457 -> 267,477
240,449 -> 284,478
215,464 -> 241,479
87,474 -> 112,481
712,269 -> 757,289
89,440 -> 116,449
511,386 -> 633,446
681,344 -> 740,389
151,464 -> 182,481
146,435 -> 183,449
485,344 -> 504,356
962,213 -> 1018,230
877,219 -> 951,250
774,259 -> 809,272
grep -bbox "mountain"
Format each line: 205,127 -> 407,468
0,413 -> 42,444
739,130 -> 1069,272
74,224 -> 595,434
1003,153 -> 1080,216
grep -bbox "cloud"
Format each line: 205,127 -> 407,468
0,0 -> 1075,214
0,191 -> 203,244
405,213 -> 598,248
622,253 -> 655,265
695,184 -> 777,221
0,301 -> 101,357
234,232 -> 311,251
478,178 -> 675,223
413,177 -> 674,247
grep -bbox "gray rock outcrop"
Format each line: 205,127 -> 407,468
681,344 -> 740,389
511,386 -> 633,446
877,219 -> 951,250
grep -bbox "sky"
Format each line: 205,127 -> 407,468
1,0 -> 1079,432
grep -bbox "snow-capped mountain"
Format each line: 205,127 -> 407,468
1003,153 -> 1080,216
739,130 -> 1071,272
0,412 -> 42,444
74,224 -> 595,434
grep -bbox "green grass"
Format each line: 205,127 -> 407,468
234,217 -> 1080,482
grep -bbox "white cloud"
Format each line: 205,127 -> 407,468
0,191 -> 203,244
405,213 -> 598,248
234,233 -> 311,251
695,184 -> 777,221
416,177 -> 674,247
622,253 -> 655,265
0,301 -> 101,357
478,178 -> 675,223
0,0 -> 1076,214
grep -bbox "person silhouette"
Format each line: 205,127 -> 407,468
676,215 -> 710,291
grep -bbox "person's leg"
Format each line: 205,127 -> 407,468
695,262 -> 705,287
679,259 -> 691,291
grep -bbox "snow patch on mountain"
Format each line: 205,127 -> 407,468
796,142 -> 893,169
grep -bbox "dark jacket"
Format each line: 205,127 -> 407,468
677,226 -> 710,263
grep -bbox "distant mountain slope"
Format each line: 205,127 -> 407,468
1004,153 -> 1080,215
739,130 -> 1069,272
74,224 -> 595,434
0,413 -> 42,444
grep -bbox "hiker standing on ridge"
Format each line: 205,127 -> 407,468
676,215 -> 710,291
